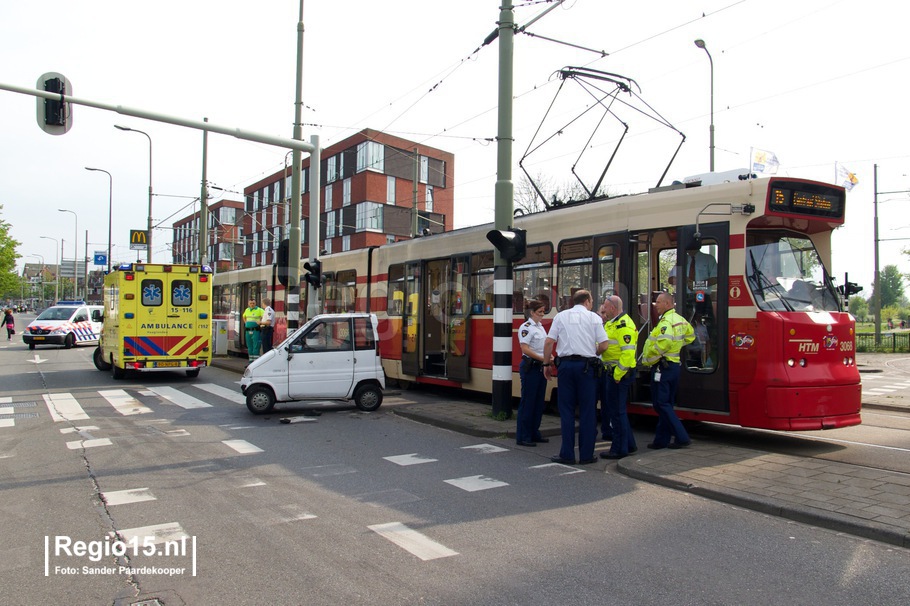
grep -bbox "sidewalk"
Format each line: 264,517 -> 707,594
212,353 -> 910,548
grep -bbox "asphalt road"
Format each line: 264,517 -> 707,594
1,335 -> 909,605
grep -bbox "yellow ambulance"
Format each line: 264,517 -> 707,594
93,263 -> 213,379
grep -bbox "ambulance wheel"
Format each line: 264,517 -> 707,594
112,364 -> 126,380
186,368 -> 200,378
246,386 -> 275,415
64,333 -> 76,349
93,347 -> 112,371
354,383 -> 383,412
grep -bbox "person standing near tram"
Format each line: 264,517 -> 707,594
642,291 -> 695,449
260,297 -> 275,353
242,298 -> 264,362
542,289 -> 609,465
598,295 -> 639,460
515,299 -> 549,447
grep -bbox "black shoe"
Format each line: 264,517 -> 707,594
577,458 -> 597,465
550,456 -> 576,465
629,447 -> 638,454
668,441 -> 691,449
600,452 -> 625,460
532,437 -> 550,443
646,443 -> 667,450
516,440 -> 537,447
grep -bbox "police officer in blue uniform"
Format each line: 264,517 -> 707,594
515,299 -> 549,447
543,290 -> 609,465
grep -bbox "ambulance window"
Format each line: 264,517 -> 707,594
142,280 -> 164,307
172,280 -> 193,307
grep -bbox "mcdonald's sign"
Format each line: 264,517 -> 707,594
129,230 -> 149,251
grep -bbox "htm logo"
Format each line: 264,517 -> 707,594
797,342 -> 820,353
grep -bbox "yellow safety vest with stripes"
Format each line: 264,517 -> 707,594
642,309 -> 694,366
601,313 -> 638,381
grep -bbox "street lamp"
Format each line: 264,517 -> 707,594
85,166 -> 113,272
114,125 -> 153,262
58,209 -> 78,299
39,236 -> 60,303
694,39 -> 715,172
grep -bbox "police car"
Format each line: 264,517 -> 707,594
23,300 -> 103,349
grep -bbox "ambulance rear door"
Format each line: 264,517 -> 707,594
135,268 -> 208,366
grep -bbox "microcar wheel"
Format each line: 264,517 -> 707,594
246,386 -> 276,415
64,333 -> 76,349
93,347 -> 112,371
354,384 -> 383,412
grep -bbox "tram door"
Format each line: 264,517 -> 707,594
401,262 -> 421,376
421,256 -> 471,381
677,223 -> 729,413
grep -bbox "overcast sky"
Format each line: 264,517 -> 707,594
2,0 -> 908,294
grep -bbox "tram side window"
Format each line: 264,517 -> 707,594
682,239 -> 718,372
470,252 -> 494,314
557,238 -> 593,311
387,264 -> 405,316
325,269 -> 356,313
513,243 -> 553,314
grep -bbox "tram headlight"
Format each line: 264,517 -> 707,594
799,359 -> 807,367
787,359 -> 795,367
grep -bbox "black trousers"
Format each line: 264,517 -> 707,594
260,326 -> 274,352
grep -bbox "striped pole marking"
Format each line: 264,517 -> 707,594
491,264 -> 513,407
368,522 -> 458,561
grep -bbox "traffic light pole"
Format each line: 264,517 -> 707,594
491,1 -> 515,419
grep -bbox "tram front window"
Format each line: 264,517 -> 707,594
746,231 -> 840,312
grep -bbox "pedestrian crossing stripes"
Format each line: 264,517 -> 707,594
368,522 -> 458,561
147,386 -> 213,409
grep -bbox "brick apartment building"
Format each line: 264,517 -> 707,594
172,199 -> 245,272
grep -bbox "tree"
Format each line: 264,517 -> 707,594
0,205 -> 22,299
872,265 -> 907,309
847,295 -> 868,321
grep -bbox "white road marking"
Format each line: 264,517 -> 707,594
60,426 -> 100,434
0,397 -> 11,404
368,522 -> 458,561
0,419 -> 14,428
193,383 -> 246,405
0,406 -> 13,415
148,386 -> 212,409
461,443 -> 508,454
165,429 -> 191,437
223,439 -> 263,454
98,389 -> 153,415
384,453 -> 438,466
118,522 -> 188,545
444,475 -> 509,492
66,438 -> 113,449
530,462 -> 586,475
103,488 -> 157,506
43,393 -> 89,422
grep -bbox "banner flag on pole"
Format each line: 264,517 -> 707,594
750,148 -> 780,175
836,162 -> 859,191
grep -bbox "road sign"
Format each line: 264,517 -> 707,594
130,230 -> 148,251
94,252 -> 107,266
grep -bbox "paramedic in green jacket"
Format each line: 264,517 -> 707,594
242,299 -> 264,362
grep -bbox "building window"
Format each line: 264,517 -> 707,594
342,235 -> 351,252
272,203 -> 278,225
263,186 -> 270,206
324,185 -> 333,212
343,178 -> 352,206
285,175 -> 292,200
356,141 -> 384,173
387,176 -> 396,204
327,155 -> 337,183
356,202 -> 383,232
425,185 -> 434,213
323,239 -> 332,255
326,211 -> 336,238
420,156 -> 428,183
273,181 -> 280,204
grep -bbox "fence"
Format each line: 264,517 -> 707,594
856,332 -> 910,353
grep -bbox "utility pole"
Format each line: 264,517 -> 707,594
199,117 -> 209,266
411,147 -> 419,237
491,0 -> 515,419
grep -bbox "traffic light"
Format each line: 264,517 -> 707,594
836,273 -> 863,298
36,72 -> 73,135
303,259 -> 323,288
486,228 -> 527,263
276,239 -> 290,287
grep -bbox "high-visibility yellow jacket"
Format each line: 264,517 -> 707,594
642,309 -> 694,366
601,313 -> 637,380
243,306 -> 263,329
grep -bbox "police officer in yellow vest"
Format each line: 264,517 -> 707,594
642,291 -> 695,449
242,298 -> 264,362
598,295 -> 639,460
